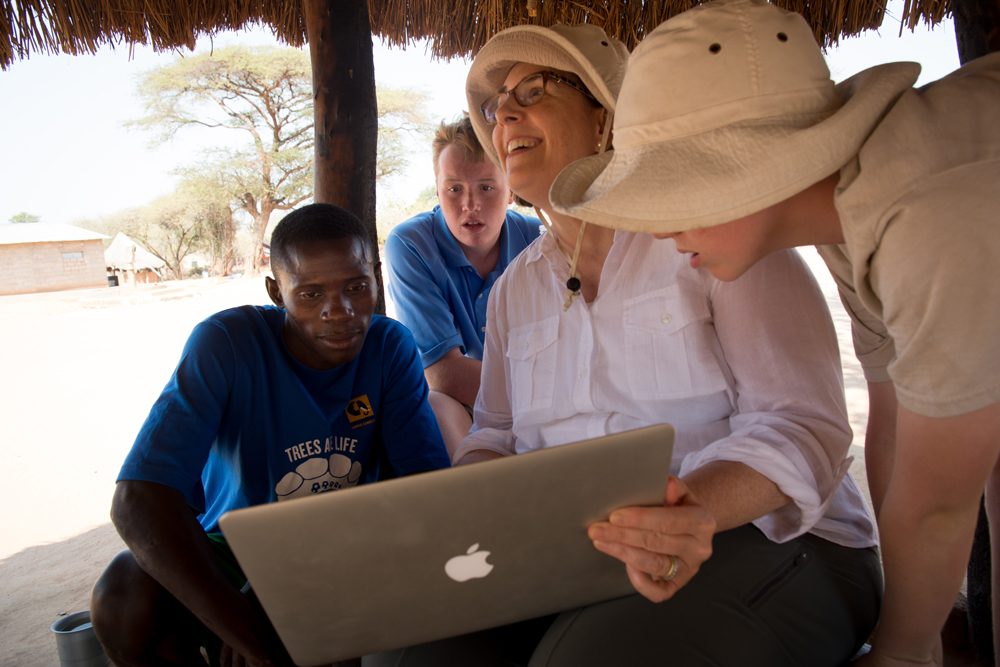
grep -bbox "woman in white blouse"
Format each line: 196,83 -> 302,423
368,23 -> 882,667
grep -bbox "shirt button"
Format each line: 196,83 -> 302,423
661,313 -> 672,325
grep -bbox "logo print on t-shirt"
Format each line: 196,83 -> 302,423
345,394 -> 374,426
274,454 -> 363,500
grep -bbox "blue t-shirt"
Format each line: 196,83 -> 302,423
118,306 -> 450,532
385,206 -> 540,367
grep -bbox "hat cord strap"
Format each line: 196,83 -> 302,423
599,111 -> 613,153
534,206 -> 587,311
531,117 -> 609,311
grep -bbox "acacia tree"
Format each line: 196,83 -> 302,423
376,87 -> 434,180
94,176 -> 234,279
134,46 -> 313,271
133,46 -> 431,272
174,165 -> 240,275
138,200 -> 206,280
98,204 -> 198,280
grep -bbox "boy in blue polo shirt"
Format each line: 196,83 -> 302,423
90,203 -> 449,666
386,114 -> 539,456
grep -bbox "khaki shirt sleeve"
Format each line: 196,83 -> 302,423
872,161 -> 1000,417
816,244 -> 895,383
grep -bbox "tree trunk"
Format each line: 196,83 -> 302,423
253,199 -> 277,273
220,212 -> 237,276
303,0 -> 384,314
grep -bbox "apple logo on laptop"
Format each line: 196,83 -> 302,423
445,543 -> 494,582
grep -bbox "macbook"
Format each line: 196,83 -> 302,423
219,423 -> 674,666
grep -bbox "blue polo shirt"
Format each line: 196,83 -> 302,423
385,206 -> 540,367
118,307 -> 450,532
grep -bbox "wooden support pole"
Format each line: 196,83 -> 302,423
303,0 -> 384,312
952,0 -> 1000,62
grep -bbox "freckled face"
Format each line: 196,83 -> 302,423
435,144 -> 510,254
489,63 -> 605,210
266,237 -> 378,369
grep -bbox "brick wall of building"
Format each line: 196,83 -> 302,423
0,240 -> 108,296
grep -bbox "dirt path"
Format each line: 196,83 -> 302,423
0,276 -> 266,665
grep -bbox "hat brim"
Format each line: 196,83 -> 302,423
550,62 -> 920,233
467,26 -> 620,168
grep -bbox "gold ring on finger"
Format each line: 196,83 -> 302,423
653,554 -> 679,583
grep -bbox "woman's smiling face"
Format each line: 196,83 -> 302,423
490,63 -> 606,210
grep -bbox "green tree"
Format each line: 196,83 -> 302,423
133,46 -> 312,272
376,87 -> 434,180
9,212 -> 40,223
172,165 -> 239,276
93,176 -> 233,280
137,200 -> 205,280
132,46 -> 432,272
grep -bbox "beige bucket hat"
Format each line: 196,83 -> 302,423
466,23 -> 629,168
549,0 -> 920,233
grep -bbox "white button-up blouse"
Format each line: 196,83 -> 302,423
455,231 -> 876,548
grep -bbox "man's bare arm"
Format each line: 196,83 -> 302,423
864,401 -> 1000,665
112,480 -> 291,666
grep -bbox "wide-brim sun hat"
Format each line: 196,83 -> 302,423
466,23 -> 629,168
549,0 -> 921,234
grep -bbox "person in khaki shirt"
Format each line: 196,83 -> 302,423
549,1 -> 1000,665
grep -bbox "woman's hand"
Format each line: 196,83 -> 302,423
587,476 -> 716,602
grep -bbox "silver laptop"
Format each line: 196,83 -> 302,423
219,423 -> 674,666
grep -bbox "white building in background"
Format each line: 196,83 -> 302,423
0,223 -> 108,295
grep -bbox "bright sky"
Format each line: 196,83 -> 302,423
0,0 -> 960,227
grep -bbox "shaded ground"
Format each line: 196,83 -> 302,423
1,524 -> 122,666
1,276 -> 265,666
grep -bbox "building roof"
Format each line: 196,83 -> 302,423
104,232 -> 165,270
0,223 -> 108,246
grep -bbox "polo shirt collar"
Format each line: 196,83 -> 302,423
432,205 -> 474,269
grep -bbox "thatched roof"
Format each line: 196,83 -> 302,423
1,0 -> 954,70
104,232 -> 164,270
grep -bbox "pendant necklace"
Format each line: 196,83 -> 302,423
534,207 -> 587,311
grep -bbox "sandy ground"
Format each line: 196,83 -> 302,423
0,250 -> 875,666
0,275 -> 269,666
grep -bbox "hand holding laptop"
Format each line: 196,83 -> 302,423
589,476 -> 716,603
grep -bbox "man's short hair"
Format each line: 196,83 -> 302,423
432,113 -> 485,176
270,203 -> 373,274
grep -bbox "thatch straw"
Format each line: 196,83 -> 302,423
0,0 -> 955,69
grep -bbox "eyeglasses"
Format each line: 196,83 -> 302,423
480,71 -> 597,124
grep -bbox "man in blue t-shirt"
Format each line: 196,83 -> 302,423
90,203 -> 450,666
386,113 -> 539,456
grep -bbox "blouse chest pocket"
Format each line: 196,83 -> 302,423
623,285 -> 729,399
506,316 -> 559,415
